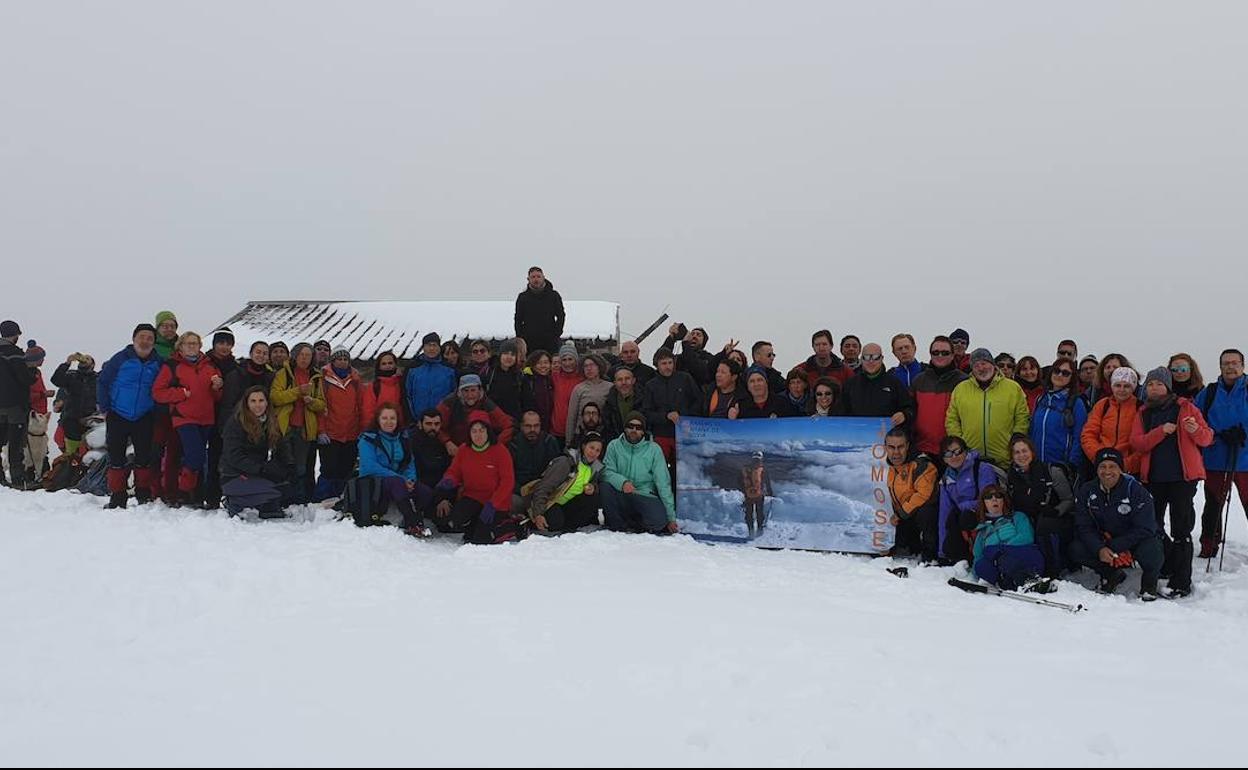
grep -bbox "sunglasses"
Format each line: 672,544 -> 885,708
931,350 -> 953,357
1053,369 -> 1073,378
625,424 -> 645,431
998,362 -> 1016,369
815,390 -> 834,397
943,448 -> 965,458
1058,351 -> 1076,357
861,354 -> 883,362
762,352 -> 776,358
1170,366 -> 1191,373
984,492 -> 1005,501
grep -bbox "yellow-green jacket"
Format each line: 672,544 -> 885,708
270,364 -> 327,440
944,374 -> 1030,466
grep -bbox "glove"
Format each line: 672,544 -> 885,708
1111,550 -> 1134,569
435,478 -> 457,492
316,433 -> 331,446
1221,425 -> 1247,448
479,502 -> 496,525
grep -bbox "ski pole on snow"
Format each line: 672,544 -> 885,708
1211,441 -> 1241,573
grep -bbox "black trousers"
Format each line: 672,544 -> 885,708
0,406 -> 26,484
106,411 -> 154,470
544,493 -> 601,533
435,497 -> 497,544
202,427 -> 225,505
1147,480 -> 1198,590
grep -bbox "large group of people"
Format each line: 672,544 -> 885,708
3,266 -> 1246,602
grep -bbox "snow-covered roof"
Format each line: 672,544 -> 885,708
219,300 -> 620,361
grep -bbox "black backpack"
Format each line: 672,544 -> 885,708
341,476 -> 387,527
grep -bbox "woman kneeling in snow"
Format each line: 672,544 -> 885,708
220,386 -> 295,518
357,404 -> 431,537
971,484 -> 1044,591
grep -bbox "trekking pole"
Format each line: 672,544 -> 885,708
1217,441 -> 1242,572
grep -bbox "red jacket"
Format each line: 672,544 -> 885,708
321,366 -> 366,442
437,395 -> 515,447
550,368 -> 584,439
361,373 -> 405,429
152,353 -> 222,428
1130,397 -> 1215,482
910,365 -> 968,455
442,441 -> 514,511
29,370 -> 50,415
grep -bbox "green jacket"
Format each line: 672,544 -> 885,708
944,373 -> 1031,466
603,434 -> 676,520
270,364 -> 327,440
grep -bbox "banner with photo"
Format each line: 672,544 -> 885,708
676,416 -> 895,554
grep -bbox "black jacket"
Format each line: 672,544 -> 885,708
0,340 -> 34,410
508,431 -> 563,493
514,280 -> 566,355
603,386 -> 646,442
608,358 -> 657,389
50,363 -> 98,422
487,364 -> 532,422
219,414 -> 294,484
643,371 -> 701,438
840,371 -> 916,423
662,333 -> 715,389
411,429 -> 452,486
737,395 -> 799,419
701,386 -> 745,419
220,361 -> 274,428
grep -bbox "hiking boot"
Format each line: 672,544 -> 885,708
105,492 -> 128,510
1139,588 -> 1159,602
134,489 -> 154,505
1023,577 -> 1058,595
1162,585 -> 1191,599
1096,569 -> 1127,595
1198,536 -> 1219,560
405,525 -> 432,539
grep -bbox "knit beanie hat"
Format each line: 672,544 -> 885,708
422,332 -> 441,346
1145,366 -> 1173,392
950,328 -> 970,345
969,347 -> 994,365
500,339 -> 519,356
331,347 -> 351,362
24,341 -> 45,364
1094,447 -> 1125,470
212,327 -> 235,347
155,310 -> 177,328
559,341 -> 580,362
133,323 -> 157,340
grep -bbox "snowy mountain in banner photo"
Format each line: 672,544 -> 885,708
675,417 -> 893,552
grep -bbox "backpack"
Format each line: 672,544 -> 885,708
42,454 -> 86,492
75,456 -> 111,496
340,476 -> 388,527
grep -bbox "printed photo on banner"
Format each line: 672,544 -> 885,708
675,416 -> 894,554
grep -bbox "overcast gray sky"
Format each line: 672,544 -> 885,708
3,1 -> 1245,376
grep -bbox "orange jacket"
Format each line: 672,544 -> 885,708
1081,395 -> 1142,474
320,366 -> 366,442
888,457 -> 939,520
1130,397 -> 1215,482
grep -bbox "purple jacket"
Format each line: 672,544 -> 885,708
937,450 -> 1003,558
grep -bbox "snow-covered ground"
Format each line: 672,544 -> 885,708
2,486 -> 1246,766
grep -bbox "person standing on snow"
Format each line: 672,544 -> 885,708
514,266 -> 566,358
740,451 -> 774,538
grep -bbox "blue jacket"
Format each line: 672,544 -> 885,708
357,429 -> 416,482
1030,389 -> 1088,467
97,345 -> 162,421
890,360 -> 925,389
937,451 -> 1004,557
1074,475 -> 1156,555
404,355 -> 457,420
1194,377 -> 1248,472
972,511 -> 1036,564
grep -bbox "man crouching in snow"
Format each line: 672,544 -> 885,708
1069,448 -> 1163,601
600,412 -> 678,535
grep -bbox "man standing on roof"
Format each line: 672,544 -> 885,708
741,451 -> 774,538
514,266 -> 566,357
